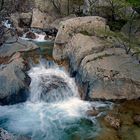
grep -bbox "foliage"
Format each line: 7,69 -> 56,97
72,0 -> 83,5
104,28 -> 140,54
127,0 -> 140,6
49,0 -> 84,15
50,0 -> 61,14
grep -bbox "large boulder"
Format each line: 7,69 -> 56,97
31,8 -> 46,29
31,8 -> 56,29
0,40 -> 39,105
0,53 -> 29,105
0,38 -> 38,58
50,14 -> 76,29
53,16 -> 140,100
53,16 -> 108,60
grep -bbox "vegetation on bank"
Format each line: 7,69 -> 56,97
127,0 -> 140,6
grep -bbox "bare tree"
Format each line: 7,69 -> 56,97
50,0 -> 62,14
0,0 -> 4,11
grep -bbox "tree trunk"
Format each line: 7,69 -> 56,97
0,0 -> 4,11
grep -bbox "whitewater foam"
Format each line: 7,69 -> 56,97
28,63 -> 79,103
20,32 -> 48,42
0,60 -> 112,140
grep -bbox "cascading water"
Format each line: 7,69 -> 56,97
0,60 -> 111,140
29,61 -> 78,103
20,32 -> 47,42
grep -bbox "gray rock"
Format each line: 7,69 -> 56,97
0,53 -> 29,104
2,28 -> 16,43
53,16 -> 108,60
53,16 -> 140,100
50,14 -> 76,29
0,37 -> 39,104
5,36 -> 17,44
0,39 -> 38,104
68,34 -> 140,100
65,33 -> 108,72
0,39 -> 39,57
83,50 -> 140,100
31,8 -> 46,29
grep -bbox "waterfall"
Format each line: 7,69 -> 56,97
0,60 -> 112,140
28,61 -> 78,103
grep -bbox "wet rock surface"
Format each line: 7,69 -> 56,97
25,31 -> 36,39
0,39 -> 39,105
0,53 -> 30,105
96,100 -> 140,140
0,39 -> 39,58
104,114 -> 121,129
86,108 -> 99,116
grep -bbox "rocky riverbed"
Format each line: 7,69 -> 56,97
0,0 -> 140,140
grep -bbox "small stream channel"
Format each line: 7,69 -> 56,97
0,36 -> 112,140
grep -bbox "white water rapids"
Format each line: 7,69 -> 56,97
20,32 -> 47,42
0,60 -> 111,140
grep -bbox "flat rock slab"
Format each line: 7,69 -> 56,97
0,38 -> 39,58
